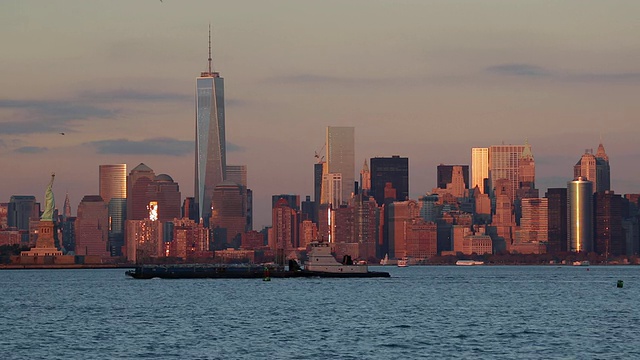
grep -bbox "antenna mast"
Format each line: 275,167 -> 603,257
208,24 -> 212,74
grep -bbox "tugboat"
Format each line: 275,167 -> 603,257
126,241 -> 389,279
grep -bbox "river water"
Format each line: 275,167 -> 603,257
1,266 -> 639,359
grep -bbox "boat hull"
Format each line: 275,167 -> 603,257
125,265 -> 390,279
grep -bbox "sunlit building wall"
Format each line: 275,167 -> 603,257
471,148 -> 489,194
75,195 -> 109,258
567,177 -> 593,252
127,163 -> 155,221
326,126 -> 355,205
488,145 -> 525,198
99,164 -> 127,256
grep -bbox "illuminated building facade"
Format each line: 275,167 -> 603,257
127,163 -> 155,221
99,164 -> 126,256
488,144 -> 525,198
471,148 -> 489,194
567,177 -> 593,252
75,195 -> 109,258
147,174 -> 181,222
326,126 -> 355,205
574,144 -> 610,194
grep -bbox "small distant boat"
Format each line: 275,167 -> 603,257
573,260 -> 590,266
380,254 -> 397,266
397,257 -> 409,267
456,260 -> 484,266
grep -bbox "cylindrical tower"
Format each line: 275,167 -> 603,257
567,177 -> 593,252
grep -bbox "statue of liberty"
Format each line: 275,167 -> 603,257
41,173 -> 56,221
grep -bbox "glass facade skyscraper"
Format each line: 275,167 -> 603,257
326,126 -> 354,205
471,148 -> 488,194
370,156 -> 409,207
99,164 -> 127,256
195,31 -> 226,224
567,177 -> 593,252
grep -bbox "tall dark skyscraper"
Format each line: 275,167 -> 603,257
314,162 -> 323,204
7,195 -> 38,231
370,156 -> 409,206
594,191 -> 625,256
545,188 -> 567,253
195,26 -> 226,224
436,164 -> 469,189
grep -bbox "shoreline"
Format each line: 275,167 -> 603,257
0,264 -> 135,270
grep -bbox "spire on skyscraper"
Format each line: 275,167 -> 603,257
208,23 -> 212,74
521,138 -> 534,160
63,192 -> 71,219
595,142 -> 609,162
201,24 -> 218,78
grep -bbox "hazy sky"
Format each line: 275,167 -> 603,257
1,0 -> 639,228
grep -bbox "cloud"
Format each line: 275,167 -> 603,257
486,63 -> 640,83
0,99 -> 118,134
13,146 -> 48,154
78,89 -> 189,103
85,137 -> 245,156
226,142 -> 245,152
274,74 -> 384,86
565,72 -> 640,83
486,64 -> 552,77
226,98 -> 249,108
86,138 -> 194,156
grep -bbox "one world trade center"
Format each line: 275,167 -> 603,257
195,27 -> 226,225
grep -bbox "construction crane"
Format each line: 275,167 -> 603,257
314,143 -> 326,163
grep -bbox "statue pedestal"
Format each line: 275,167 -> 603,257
21,220 -> 62,257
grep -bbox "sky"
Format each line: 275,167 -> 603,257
1,0 -> 639,228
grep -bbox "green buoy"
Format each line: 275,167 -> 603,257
617,280 -> 624,288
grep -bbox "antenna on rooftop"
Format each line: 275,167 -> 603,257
208,23 -> 212,74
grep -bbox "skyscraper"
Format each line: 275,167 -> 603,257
546,188 -> 567,253
127,163 -> 155,221
211,181 -> 248,249
75,195 -> 109,258
99,164 -> 126,256
147,174 -> 181,222
195,27 -> 226,224
437,164 -> 469,190
594,191 -> 625,256
471,148 -> 489,194
326,126 -> 354,205
226,165 -> 247,187
359,160 -> 371,194
370,156 -> 409,207
567,177 -> 593,252
574,143 -> 610,193
488,144 -> 525,197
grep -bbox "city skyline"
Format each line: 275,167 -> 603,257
1,1 -> 639,228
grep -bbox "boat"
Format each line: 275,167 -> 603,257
397,257 -> 409,267
572,260 -> 590,266
455,260 -> 484,266
379,254 -> 397,266
126,241 -> 390,279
